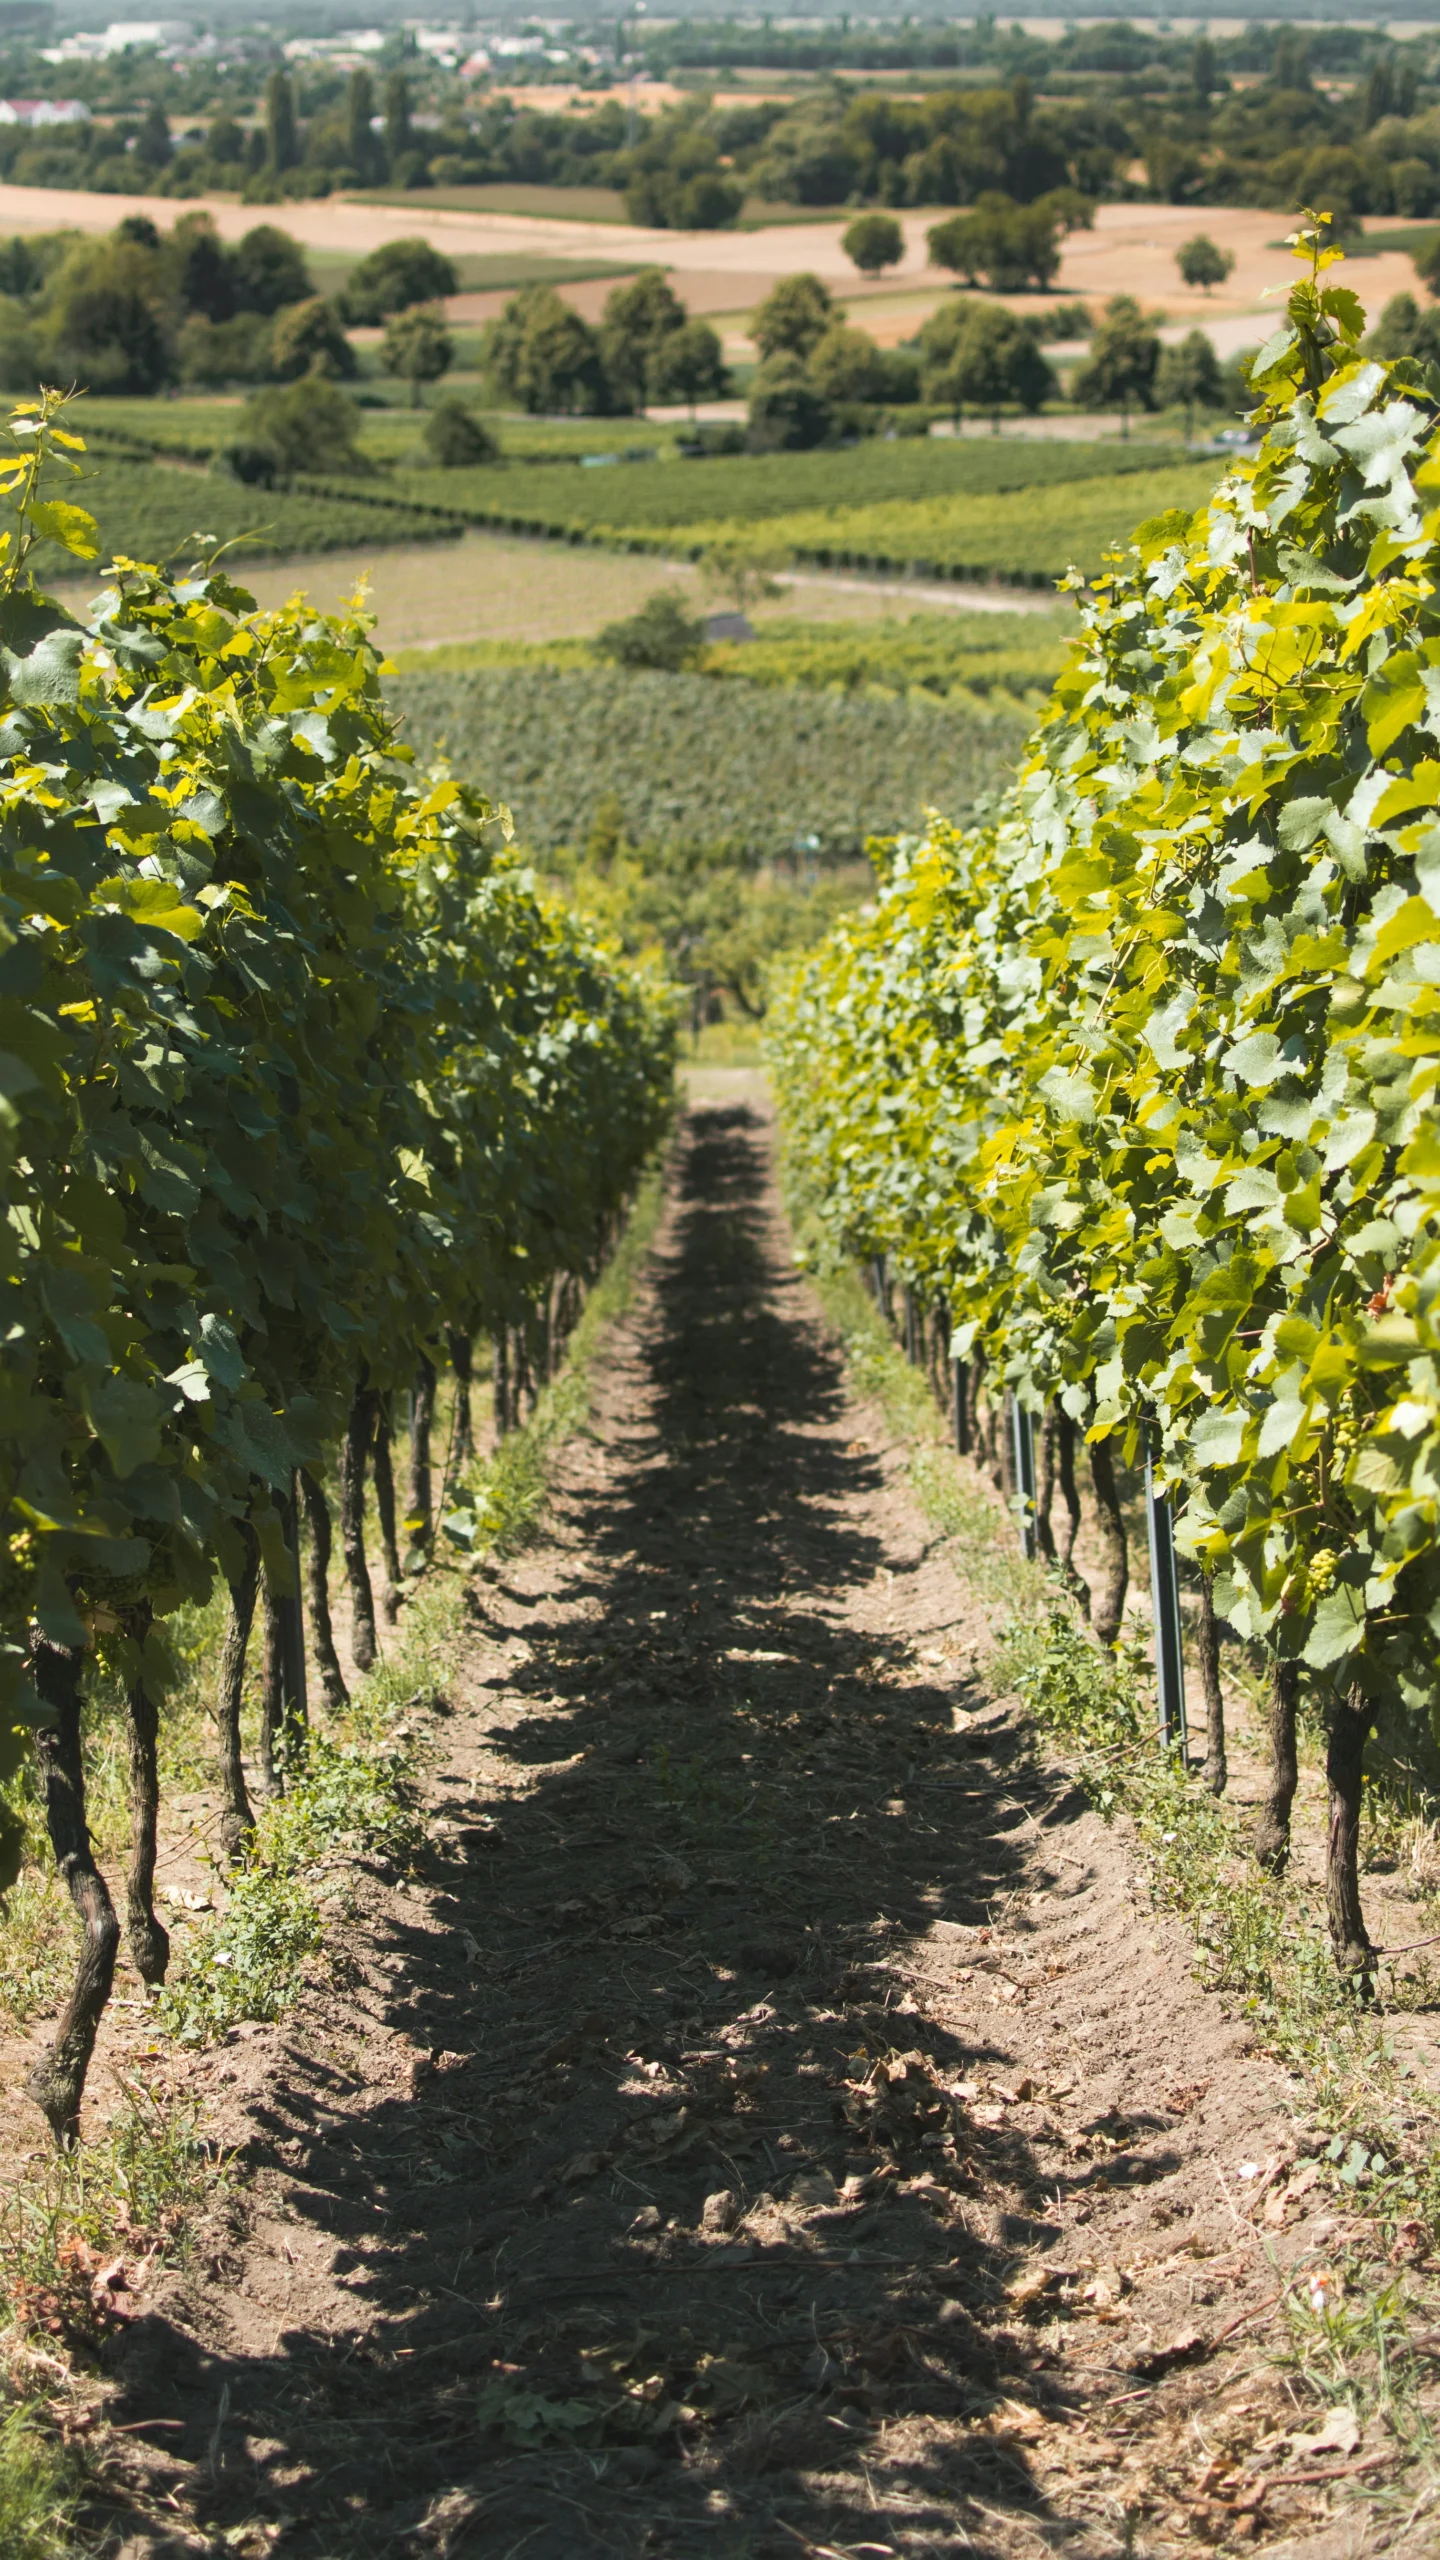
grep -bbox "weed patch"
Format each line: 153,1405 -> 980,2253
0,2403 -> 80,2558
0,2080 -> 215,2344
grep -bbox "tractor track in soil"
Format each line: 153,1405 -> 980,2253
79,1089 -> 1396,2559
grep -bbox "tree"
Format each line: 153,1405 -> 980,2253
1368,291 -> 1440,365
346,68 -> 378,181
173,212 -> 234,323
231,224 -> 313,316
747,351 -> 832,451
924,303 -> 1054,433
207,115 -> 245,169
384,71 -> 412,176
341,238 -> 458,326
177,310 -> 272,388
423,397 -> 499,467
807,321 -> 889,405
1413,235 -> 1440,298
488,285 -> 610,415
599,266 -> 686,410
1192,34 -> 1218,100
40,234 -> 177,396
268,296 -> 357,381
594,589 -> 706,671
380,306 -> 453,405
927,197 -> 1061,293
236,375 -> 368,476
752,272 -> 834,364
1176,234 -> 1233,294
1070,294 -> 1161,437
135,102 -> 171,173
266,70 -> 299,176
648,317 -> 727,416
842,212 -> 904,277
1155,327 -> 1223,442
672,173 -> 743,230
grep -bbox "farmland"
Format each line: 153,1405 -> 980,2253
59,392 -> 1222,600
668,458 -> 1224,582
37,455 -> 462,574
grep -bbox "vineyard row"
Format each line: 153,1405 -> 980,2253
0,393 -> 675,2143
769,235 -> 1440,1979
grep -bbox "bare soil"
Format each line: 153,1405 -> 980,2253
31,1092 -> 1416,2557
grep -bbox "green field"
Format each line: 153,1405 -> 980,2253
446,252 -> 642,290
354,180 -> 632,222
55,407 -> 1224,597
390,659 -> 1028,857
76,396 -> 698,470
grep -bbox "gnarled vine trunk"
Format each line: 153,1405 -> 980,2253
216,1518 -> 259,1860
1253,1658 -> 1299,1875
25,1627 -> 120,2147
339,1381 -> 378,1672
492,1330 -> 511,1443
1087,1434 -> 1128,1646
299,1467 -> 349,1711
1325,1684 -> 1375,1981
1195,1574 -> 1227,1798
447,1329 -> 475,1472
373,1398 -> 402,1621
122,1599 -> 169,1987
408,1353 -> 436,1557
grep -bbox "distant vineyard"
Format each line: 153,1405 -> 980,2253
394,435 -> 1197,540
391,661 -> 1029,858
704,610 -> 1074,704
43,458 -> 462,576
673,462 -> 1224,586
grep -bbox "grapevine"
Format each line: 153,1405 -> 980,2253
0,389 -> 673,2143
770,222 -> 1440,1982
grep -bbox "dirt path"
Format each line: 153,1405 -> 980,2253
99,1094 -> 1377,2559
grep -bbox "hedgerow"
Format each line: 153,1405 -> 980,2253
769,223 -> 1440,1974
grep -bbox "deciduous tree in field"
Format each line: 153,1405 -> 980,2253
1176,233 -> 1234,292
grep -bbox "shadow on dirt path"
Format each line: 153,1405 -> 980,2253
103,1101 -> 1321,2560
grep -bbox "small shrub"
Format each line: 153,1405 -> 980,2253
594,588 -> 706,673
424,397 -> 498,468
